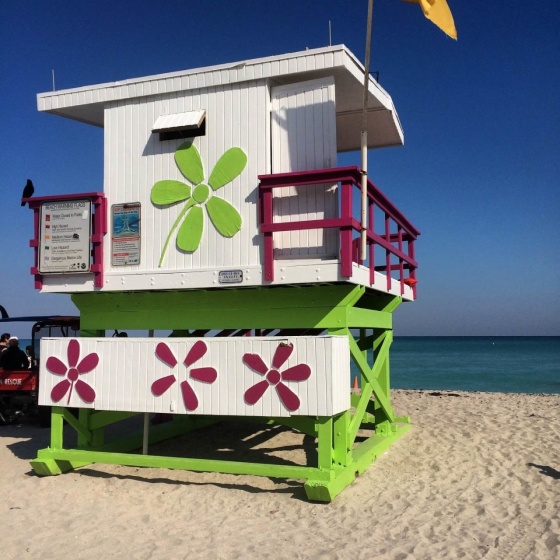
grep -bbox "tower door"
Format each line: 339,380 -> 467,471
270,77 -> 337,259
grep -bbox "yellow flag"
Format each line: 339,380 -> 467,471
403,0 -> 457,40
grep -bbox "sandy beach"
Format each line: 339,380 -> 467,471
2,390 -> 559,559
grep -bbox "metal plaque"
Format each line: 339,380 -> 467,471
218,270 -> 243,284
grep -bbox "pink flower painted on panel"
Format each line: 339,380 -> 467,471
243,343 -> 311,411
46,339 -> 98,404
151,341 -> 217,411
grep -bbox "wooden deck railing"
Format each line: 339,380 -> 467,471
258,166 -> 420,298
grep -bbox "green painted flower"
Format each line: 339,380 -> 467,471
151,142 -> 247,266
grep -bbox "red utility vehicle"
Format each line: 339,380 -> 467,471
0,307 -> 79,425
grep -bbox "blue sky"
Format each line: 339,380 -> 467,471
1,0 -> 558,336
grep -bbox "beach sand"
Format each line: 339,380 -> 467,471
1,390 -> 559,559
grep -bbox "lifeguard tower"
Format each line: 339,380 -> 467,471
26,45 -> 419,501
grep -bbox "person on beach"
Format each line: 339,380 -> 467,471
0,333 -> 10,352
25,345 -> 37,369
0,336 -> 29,370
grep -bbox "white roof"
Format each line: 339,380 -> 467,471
37,45 -> 403,150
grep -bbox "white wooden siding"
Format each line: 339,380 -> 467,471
104,81 -> 268,276
271,78 -> 338,259
38,336 -> 350,417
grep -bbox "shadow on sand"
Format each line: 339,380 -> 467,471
2,418 -> 318,501
527,462 -> 560,480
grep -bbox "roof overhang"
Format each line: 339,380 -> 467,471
37,45 -> 403,150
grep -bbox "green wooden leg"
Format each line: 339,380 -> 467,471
31,411 -> 68,475
304,417 -> 336,501
29,458 -> 65,476
30,407 -> 93,475
333,410 -> 351,467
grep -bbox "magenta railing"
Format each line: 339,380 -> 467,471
25,193 -> 107,290
258,166 -> 420,298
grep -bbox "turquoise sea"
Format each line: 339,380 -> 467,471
375,336 -> 560,394
22,336 -> 560,395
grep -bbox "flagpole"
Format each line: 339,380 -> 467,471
359,0 -> 456,261
361,0 -> 374,262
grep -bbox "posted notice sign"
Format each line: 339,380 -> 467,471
111,203 -> 141,266
38,200 -> 92,274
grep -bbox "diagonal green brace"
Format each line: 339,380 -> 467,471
348,334 -> 394,424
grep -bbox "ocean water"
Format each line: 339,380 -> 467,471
23,336 -> 560,395
378,336 -> 560,394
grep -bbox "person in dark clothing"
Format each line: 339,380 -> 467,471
0,337 -> 28,370
0,333 -> 10,352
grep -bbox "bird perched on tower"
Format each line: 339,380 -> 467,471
21,179 -> 34,206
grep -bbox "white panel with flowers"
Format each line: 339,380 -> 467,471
38,336 -> 350,417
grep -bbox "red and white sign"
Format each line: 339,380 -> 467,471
0,370 -> 37,391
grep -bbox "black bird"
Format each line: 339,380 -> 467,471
21,179 -> 34,206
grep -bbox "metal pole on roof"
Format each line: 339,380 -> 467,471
360,0 -> 374,262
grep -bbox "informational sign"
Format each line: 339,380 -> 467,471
111,203 -> 141,266
38,200 -> 92,274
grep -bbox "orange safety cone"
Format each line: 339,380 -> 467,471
352,376 -> 359,390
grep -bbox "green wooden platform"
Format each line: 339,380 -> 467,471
30,285 -> 410,501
